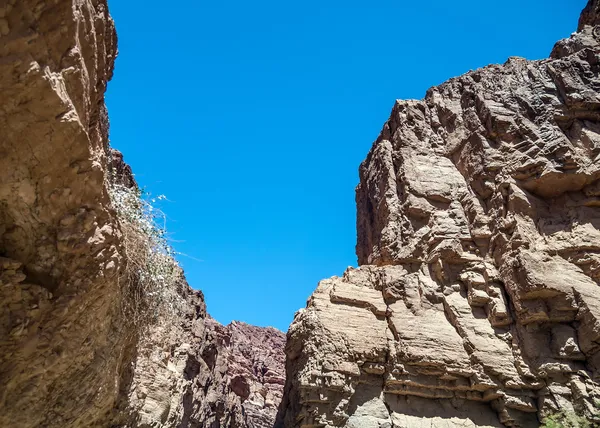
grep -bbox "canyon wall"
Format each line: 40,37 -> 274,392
0,1 -> 284,427
117,311 -> 285,427
277,1 -> 600,427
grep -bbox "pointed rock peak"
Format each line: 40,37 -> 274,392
579,0 -> 600,30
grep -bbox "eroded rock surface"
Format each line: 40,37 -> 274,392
118,310 -> 285,428
204,320 -> 286,428
0,1 -> 123,425
277,2 -> 600,427
0,1 -> 285,427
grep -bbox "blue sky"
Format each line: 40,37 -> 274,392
106,0 -> 586,331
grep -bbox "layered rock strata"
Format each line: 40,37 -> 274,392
0,1 -> 284,427
277,2 -> 600,427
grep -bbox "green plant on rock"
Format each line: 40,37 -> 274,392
541,411 -> 591,428
108,183 -> 184,328
541,401 -> 600,428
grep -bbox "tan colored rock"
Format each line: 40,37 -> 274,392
278,1 -> 600,426
0,1 -> 285,427
0,1 -> 123,425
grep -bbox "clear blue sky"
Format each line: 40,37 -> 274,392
106,0 -> 586,331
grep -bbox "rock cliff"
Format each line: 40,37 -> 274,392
118,314 -> 285,427
277,1 -> 600,427
0,1 -> 284,427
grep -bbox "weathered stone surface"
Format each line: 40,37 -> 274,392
120,315 -> 285,428
109,148 -> 137,189
0,1 -> 123,425
277,2 -> 600,427
0,1 -> 285,427
205,320 -> 286,428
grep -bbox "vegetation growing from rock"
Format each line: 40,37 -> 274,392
0,1 -> 287,426
541,401 -> 600,428
541,412 -> 593,428
109,183 -> 184,327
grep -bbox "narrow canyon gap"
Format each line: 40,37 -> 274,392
0,1 -> 599,428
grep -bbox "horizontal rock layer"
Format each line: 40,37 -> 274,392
277,2 -> 600,427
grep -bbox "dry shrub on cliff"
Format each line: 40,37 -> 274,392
109,184 -> 185,328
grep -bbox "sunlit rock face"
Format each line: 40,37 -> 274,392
276,1 -> 600,427
0,1 -> 285,427
0,1 -> 123,426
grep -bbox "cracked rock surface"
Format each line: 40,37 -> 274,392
119,314 -> 286,428
0,1 -> 285,427
276,1 -> 600,427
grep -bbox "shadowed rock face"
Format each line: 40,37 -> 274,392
277,2 -> 600,427
121,317 -> 285,428
205,320 -> 286,428
0,1 -> 285,427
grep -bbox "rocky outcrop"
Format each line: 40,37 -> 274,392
109,148 -> 136,189
0,1 -> 123,425
203,320 -> 286,428
0,1 -> 284,427
277,2 -> 600,427
117,310 -> 285,428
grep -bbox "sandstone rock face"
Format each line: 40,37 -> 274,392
0,1 -> 124,426
277,2 -> 600,427
0,1 -> 285,427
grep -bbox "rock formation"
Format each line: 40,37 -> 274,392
0,1 -> 284,427
0,1 -> 123,425
277,2 -> 600,427
118,315 -> 285,427
203,320 -> 286,428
